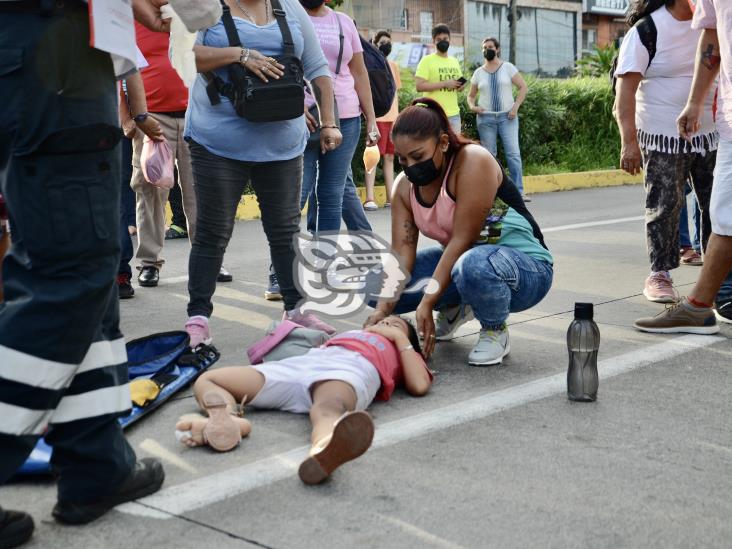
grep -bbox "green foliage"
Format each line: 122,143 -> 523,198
575,44 -> 618,78
350,72 -> 619,184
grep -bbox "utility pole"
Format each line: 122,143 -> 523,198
508,0 -> 518,64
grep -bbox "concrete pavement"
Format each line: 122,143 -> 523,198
3,185 -> 731,548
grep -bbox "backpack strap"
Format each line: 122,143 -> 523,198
334,12 -> 344,76
636,14 -> 657,69
270,0 -> 295,57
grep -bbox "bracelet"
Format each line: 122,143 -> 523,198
240,47 -> 251,65
399,344 -> 414,353
321,125 -> 339,129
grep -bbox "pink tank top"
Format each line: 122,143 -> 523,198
410,156 -> 456,246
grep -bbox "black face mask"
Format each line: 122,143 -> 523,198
484,49 -> 497,61
378,43 -> 392,57
402,145 -> 443,187
436,40 -> 450,53
299,0 -> 324,9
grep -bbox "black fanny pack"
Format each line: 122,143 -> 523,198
205,0 -> 304,123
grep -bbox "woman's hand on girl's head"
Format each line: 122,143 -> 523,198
320,127 -> 342,154
363,309 -> 387,328
416,301 -> 436,359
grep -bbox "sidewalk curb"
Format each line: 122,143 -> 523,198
167,169 -> 642,222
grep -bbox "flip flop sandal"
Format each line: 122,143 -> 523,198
202,392 -> 241,452
298,411 -> 375,485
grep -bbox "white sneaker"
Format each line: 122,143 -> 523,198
468,327 -> 510,366
435,304 -> 474,341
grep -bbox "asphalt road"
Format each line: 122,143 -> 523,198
4,184 -> 731,549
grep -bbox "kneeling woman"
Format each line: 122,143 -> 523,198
365,98 -> 553,366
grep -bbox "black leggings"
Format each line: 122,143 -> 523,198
187,141 -> 303,314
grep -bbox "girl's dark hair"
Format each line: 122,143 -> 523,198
402,318 -> 425,359
627,0 -> 674,26
392,97 -> 473,152
483,36 -> 500,49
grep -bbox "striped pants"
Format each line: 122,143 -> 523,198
0,8 -> 135,502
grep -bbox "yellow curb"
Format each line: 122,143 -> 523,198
167,169 -> 642,222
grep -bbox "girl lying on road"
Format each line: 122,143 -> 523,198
175,316 -> 432,484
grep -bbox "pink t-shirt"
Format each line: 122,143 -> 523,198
306,8 -> 363,119
323,331 -> 431,401
693,0 -> 732,140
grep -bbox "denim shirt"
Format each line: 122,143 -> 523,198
184,0 -> 330,163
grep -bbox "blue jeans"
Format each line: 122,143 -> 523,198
301,116 -> 361,232
307,166 -> 372,232
718,271 -> 732,302
679,183 -> 701,250
477,112 -> 524,193
391,245 -> 553,330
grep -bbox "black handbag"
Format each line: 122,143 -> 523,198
306,12 -> 343,148
205,0 -> 305,123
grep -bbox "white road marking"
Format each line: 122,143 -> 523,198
119,334 -> 723,519
543,216 -> 644,233
381,515 -> 468,549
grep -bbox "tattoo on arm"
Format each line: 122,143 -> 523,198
701,44 -> 721,71
402,221 -> 418,246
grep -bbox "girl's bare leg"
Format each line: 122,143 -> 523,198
299,380 -> 375,484
383,154 -> 395,201
308,380 -> 358,449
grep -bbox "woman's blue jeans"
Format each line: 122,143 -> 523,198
679,182 -> 701,250
477,112 -> 524,193
306,166 -> 372,232
301,116 -> 361,232
391,245 -> 553,330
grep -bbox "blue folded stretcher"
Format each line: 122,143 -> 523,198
17,331 -> 219,476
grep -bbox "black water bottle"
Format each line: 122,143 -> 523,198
567,303 -> 600,402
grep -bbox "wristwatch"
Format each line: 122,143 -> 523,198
133,112 -> 149,124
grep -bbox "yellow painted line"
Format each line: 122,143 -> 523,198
166,170 -> 642,222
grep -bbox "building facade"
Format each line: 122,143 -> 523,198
581,0 -> 628,52
347,0 -> 583,77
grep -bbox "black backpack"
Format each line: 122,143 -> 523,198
610,14 -> 657,95
360,36 -> 397,118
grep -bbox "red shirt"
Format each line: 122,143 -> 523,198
324,331 -> 432,401
135,23 -> 188,113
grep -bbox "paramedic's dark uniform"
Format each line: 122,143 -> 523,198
0,0 -> 136,502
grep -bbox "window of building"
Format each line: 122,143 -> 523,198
420,11 -> 434,42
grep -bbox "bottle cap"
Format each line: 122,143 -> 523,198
574,302 -> 594,320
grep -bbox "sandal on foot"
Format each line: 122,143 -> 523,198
202,392 -> 241,452
298,411 -> 374,485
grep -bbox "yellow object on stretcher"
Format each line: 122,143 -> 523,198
130,379 -> 162,407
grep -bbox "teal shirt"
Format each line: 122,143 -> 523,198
496,209 -> 553,265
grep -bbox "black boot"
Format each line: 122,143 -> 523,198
52,458 -> 165,525
0,507 -> 34,549
217,266 -> 233,283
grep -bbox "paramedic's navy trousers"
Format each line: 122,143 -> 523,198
0,4 -> 136,502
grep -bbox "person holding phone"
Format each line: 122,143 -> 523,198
467,37 -> 529,199
415,24 -> 465,134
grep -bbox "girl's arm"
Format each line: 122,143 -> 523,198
399,348 -> 432,396
364,173 -> 418,326
349,51 -> 379,146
